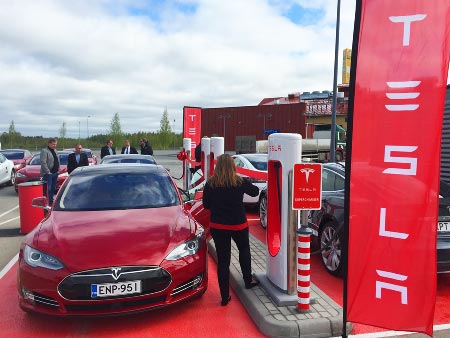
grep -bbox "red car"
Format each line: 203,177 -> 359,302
0,149 -> 33,171
14,151 -> 71,192
17,164 -> 207,316
63,148 -> 98,165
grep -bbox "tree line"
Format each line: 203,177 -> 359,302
1,110 -> 183,152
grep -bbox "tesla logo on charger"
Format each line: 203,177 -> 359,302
292,163 -> 322,210
300,168 -> 315,183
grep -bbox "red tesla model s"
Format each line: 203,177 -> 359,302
17,164 -> 207,316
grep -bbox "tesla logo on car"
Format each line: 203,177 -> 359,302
111,267 -> 122,280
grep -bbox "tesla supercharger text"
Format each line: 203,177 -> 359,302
183,138 -> 191,191
266,133 -> 302,294
210,137 -> 224,175
201,137 -> 211,180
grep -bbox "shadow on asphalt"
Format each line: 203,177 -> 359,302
0,228 -> 23,237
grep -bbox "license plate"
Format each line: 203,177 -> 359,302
438,222 -> 450,232
91,280 -> 141,298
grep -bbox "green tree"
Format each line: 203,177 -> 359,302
109,112 -> 123,145
159,107 -> 172,149
8,120 -> 19,148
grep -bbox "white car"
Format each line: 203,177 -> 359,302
232,153 -> 267,205
0,152 -> 15,186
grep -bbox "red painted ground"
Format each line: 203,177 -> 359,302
0,256 -> 265,338
247,209 -> 450,335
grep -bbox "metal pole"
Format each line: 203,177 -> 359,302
330,0 -> 341,162
86,115 -> 91,148
78,121 -> 80,142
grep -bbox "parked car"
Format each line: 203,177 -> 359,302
17,164 -> 207,316
0,152 -> 15,186
260,162 -> 450,277
63,148 -> 98,165
14,151 -> 71,192
232,153 -> 267,205
0,149 -> 33,171
100,154 -> 157,164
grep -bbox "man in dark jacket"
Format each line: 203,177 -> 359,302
67,144 -> 89,174
121,139 -> 138,154
140,138 -> 153,155
100,139 -> 116,159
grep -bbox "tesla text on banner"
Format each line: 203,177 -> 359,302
347,0 -> 450,336
183,107 -> 202,157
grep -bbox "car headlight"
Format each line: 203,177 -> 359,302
165,229 -> 204,261
23,245 -> 64,270
16,172 -> 28,178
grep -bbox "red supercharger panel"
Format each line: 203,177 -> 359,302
292,163 -> 322,210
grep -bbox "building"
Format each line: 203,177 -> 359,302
199,91 -> 348,151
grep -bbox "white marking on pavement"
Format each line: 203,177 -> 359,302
0,216 -> 20,226
0,205 -> 19,218
0,253 -> 18,280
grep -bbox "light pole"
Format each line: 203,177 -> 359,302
330,0 -> 341,162
173,119 -> 176,149
78,121 -> 81,142
86,115 -> 91,147
257,113 -> 272,139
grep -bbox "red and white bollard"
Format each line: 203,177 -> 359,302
297,225 -> 313,312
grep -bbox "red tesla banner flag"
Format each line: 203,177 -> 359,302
347,0 -> 450,336
183,106 -> 202,158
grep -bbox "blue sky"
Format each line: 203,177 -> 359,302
0,0 -> 363,137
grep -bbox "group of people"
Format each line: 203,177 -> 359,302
40,137 -> 154,204
40,137 -> 258,308
99,138 -> 153,158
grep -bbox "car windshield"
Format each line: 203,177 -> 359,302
244,155 -> 268,171
55,171 -> 180,211
28,153 -> 70,166
1,151 -> 24,160
81,151 -> 93,158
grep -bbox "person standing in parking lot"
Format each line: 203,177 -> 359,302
140,138 -> 153,155
121,139 -> 138,154
100,139 -> 116,159
67,144 -> 89,174
40,138 -> 60,205
202,154 -> 260,306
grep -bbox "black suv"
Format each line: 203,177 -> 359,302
259,162 -> 450,276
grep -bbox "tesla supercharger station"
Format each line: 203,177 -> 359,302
201,137 -> 211,180
257,133 -> 302,304
183,138 -> 192,191
210,137 -> 224,175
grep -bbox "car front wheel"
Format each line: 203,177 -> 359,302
9,170 -> 16,186
319,222 -> 343,276
259,193 -> 267,229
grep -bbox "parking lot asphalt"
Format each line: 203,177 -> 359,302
1,150 -> 450,337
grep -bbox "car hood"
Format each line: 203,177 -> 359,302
18,165 -> 67,176
30,207 -> 196,271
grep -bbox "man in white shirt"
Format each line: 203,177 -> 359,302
121,140 -> 138,154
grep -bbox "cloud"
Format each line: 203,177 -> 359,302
0,0 -> 445,139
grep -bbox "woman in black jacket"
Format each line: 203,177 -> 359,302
203,154 -> 260,306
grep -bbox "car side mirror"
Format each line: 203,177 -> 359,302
32,196 -> 51,211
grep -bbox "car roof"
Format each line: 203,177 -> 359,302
70,163 -> 167,176
234,153 -> 268,160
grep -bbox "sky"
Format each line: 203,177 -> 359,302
0,0 -> 394,138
